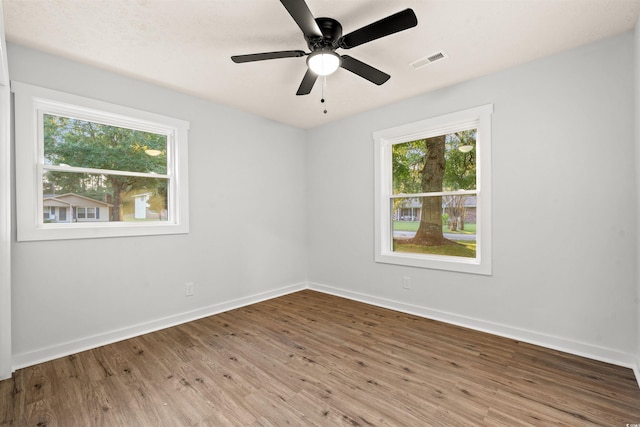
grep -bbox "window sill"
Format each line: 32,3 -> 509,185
17,221 -> 189,242
375,251 -> 491,275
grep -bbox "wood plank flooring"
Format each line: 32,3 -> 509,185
1,290 -> 639,426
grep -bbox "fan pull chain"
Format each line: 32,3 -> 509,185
321,75 -> 328,114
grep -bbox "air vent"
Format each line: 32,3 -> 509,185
410,51 -> 448,70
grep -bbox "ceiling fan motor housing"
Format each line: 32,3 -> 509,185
306,17 -> 342,51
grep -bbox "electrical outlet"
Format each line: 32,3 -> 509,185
402,276 -> 411,290
185,282 -> 194,296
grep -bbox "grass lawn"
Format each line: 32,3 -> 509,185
393,240 -> 476,258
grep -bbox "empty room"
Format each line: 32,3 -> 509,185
1,0 -> 640,425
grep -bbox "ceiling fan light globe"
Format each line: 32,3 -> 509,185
307,51 -> 341,76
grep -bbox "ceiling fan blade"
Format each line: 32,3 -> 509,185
339,8 -> 417,49
296,68 -> 318,95
340,55 -> 390,85
231,50 -> 306,63
280,0 -> 323,39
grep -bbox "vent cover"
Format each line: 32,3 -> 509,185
410,51 -> 448,70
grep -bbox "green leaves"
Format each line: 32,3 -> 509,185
391,129 -> 477,194
443,130 -> 476,191
44,114 -> 168,174
392,139 -> 426,194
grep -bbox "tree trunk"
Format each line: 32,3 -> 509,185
410,135 -> 452,246
449,212 -> 458,231
110,178 -> 128,221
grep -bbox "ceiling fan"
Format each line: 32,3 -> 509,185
231,0 -> 418,96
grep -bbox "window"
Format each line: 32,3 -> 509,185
43,207 -> 55,221
374,105 -> 492,275
13,81 -> 190,241
76,207 -> 97,220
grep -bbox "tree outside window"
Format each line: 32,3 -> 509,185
43,114 -> 169,222
391,129 -> 477,258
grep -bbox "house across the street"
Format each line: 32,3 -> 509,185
43,193 -> 112,223
395,196 -> 477,223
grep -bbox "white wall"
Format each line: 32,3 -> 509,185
7,30 -> 639,374
8,43 -> 308,368
307,32 -> 638,366
635,15 -> 640,381
0,2 -> 12,380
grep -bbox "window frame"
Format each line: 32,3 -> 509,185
13,81 -> 190,241
373,104 -> 493,275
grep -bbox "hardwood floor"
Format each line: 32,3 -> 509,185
1,290 -> 639,426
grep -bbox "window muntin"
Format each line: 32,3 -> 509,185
374,105 -> 492,275
13,81 -> 190,241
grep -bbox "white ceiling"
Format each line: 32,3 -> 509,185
3,0 -> 640,129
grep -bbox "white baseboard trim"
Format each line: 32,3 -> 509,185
11,280 -> 639,387
308,282 -> 638,370
12,282 -> 306,371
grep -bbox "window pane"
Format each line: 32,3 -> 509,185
43,171 -> 169,222
392,130 -> 476,194
43,114 -> 168,174
392,196 -> 476,258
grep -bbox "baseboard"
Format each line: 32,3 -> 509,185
12,282 -> 306,371
11,280 -> 639,380
308,282 -> 637,370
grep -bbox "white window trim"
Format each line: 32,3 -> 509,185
13,81 -> 190,241
373,104 -> 493,275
